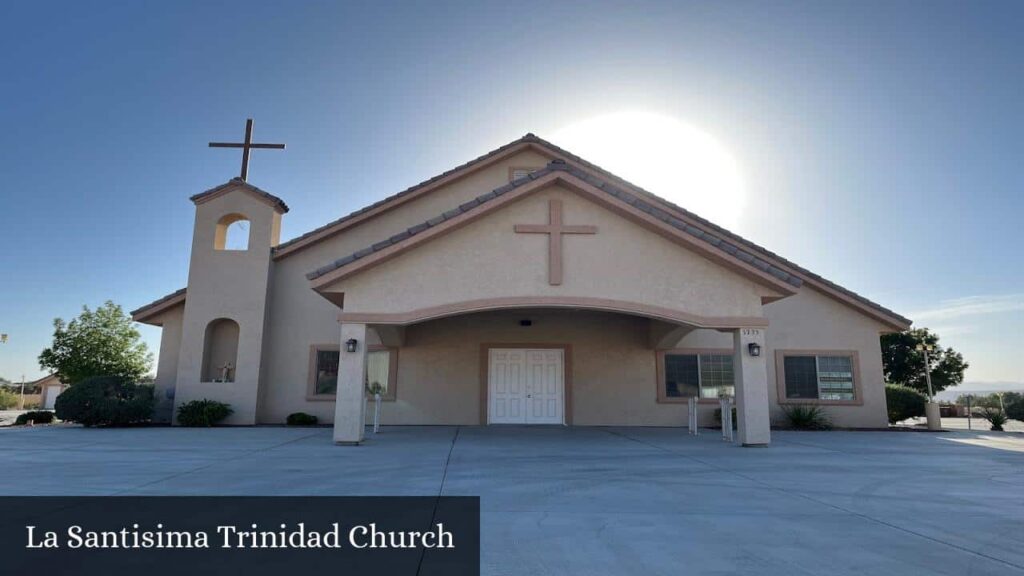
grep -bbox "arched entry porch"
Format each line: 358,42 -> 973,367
329,298 -> 770,447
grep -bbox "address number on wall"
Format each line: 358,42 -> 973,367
741,329 -> 761,336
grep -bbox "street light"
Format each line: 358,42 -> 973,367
916,343 -> 941,431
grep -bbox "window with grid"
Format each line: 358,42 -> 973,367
783,354 -> 855,401
662,352 -> 734,400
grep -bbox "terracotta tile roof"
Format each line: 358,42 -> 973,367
306,160 -> 804,289
140,134 -> 910,330
190,178 -> 290,213
522,135 -> 912,327
130,287 -> 187,320
273,135 -> 538,254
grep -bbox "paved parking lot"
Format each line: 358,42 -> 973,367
1,425 -> 1022,575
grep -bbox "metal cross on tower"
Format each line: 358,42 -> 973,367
208,118 -> 285,181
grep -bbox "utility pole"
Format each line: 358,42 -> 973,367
916,343 -> 941,431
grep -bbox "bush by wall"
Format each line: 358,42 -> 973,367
176,400 -> 232,427
14,411 -> 56,426
286,412 -> 318,426
781,404 -> 832,430
885,384 -> 927,424
0,389 -> 19,410
54,376 -> 154,427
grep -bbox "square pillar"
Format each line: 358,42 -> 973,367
733,328 -> 770,446
333,322 -> 368,445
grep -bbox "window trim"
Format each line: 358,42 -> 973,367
306,344 -> 399,402
774,349 -> 863,406
655,348 -> 734,404
508,166 -> 542,182
307,344 -> 340,401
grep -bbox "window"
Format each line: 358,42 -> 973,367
509,167 -> 541,182
777,351 -> 859,403
214,213 -> 250,251
656,350 -> 734,403
365,348 -> 397,401
307,345 -> 398,401
311,347 -> 339,396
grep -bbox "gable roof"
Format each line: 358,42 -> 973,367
307,160 -> 803,296
190,178 -> 290,213
137,133 -> 911,331
523,134 -> 912,330
272,134 -> 541,258
131,287 -> 187,325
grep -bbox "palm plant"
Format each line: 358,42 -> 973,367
981,408 -> 1008,432
782,405 -> 833,430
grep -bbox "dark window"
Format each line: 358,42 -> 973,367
663,354 -> 700,398
784,356 -> 820,399
784,355 -> 856,400
314,350 -> 340,395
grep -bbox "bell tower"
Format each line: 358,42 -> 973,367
172,179 -> 287,424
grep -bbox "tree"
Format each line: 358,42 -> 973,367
1002,392 -> 1024,422
38,301 -> 153,384
880,328 -> 967,395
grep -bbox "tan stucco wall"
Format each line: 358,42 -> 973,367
149,150 -> 891,430
151,306 -> 184,423
329,186 -> 773,320
762,286 -> 890,428
258,149 -> 553,423
175,187 -> 280,425
665,292 -> 890,429
261,310 -> 726,427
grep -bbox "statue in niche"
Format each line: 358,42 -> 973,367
217,362 -> 234,383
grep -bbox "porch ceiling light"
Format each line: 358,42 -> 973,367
747,342 -> 761,357
345,338 -> 358,353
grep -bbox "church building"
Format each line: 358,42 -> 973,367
131,132 -> 911,446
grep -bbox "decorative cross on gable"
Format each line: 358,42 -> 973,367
514,199 -> 597,285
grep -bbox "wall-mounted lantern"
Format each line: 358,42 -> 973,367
747,342 -> 761,357
345,338 -> 358,353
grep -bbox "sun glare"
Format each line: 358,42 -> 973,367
551,112 -> 745,229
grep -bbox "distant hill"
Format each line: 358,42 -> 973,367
936,382 -> 1024,402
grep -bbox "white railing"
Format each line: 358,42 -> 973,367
720,397 -> 734,442
688,397 -> 699,435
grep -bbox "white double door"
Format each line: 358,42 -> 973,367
488,348 -> 564,425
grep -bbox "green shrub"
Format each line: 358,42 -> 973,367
55,376 -> 154,427
782,404 -> 832,430
286,412 -> 318,426
885,384 -> 927,424
14,411 -> 56,425
1006,396 -> 1024,422
0,389 -> 19,410
982,408 -> 1008,432
176,400 -> 232,427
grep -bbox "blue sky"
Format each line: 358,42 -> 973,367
1,0 -> 1021,390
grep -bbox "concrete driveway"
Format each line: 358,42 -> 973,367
1,425 -> 1022,575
